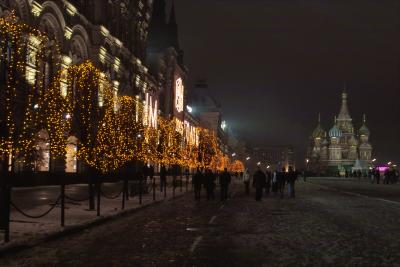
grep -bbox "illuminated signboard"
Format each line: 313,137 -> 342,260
143,93 -> 158,128
175,78 -> 184,113
184,120 -> 199,147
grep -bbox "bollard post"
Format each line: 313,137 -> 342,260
180,171 -> 183,192
164,178 -> 167,199
173,175 -> 176,197
186,172 -> 189,192
97,183 -> 101,216
88,176 -> 95,211
60,184 -> 65,227
139,175 -> 143,205
122,181 -> 126,210
152,177 -> 156,201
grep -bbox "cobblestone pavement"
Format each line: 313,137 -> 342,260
1,181 -> 400,267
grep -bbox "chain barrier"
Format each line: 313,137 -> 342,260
11,196 -> 61,219
100,187 -> 124,200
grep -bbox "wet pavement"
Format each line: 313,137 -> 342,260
1,180 -> 399,267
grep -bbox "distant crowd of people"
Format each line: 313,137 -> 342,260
192,167 -> 232,201
248,166 -> 299,201
369,168 -> 399,184
191,166 -> 300,202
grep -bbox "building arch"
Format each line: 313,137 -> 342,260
65,135 -> 78,173
69,25 -> 91,64
38,11 -> 63,44
40,1 -> 66,30
35,129 -> 50,172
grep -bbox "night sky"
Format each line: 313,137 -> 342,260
172,0 -> 400,166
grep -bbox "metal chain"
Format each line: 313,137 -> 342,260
11,196 -> 61,219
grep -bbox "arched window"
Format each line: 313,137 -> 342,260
66,136 -> 78,173
34,129 -> 50,172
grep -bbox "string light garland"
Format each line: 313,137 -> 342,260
0,12 -> 242,175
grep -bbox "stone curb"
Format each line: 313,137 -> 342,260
0,192 -> 187,258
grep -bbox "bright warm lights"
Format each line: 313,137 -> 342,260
175,78 -> 184,113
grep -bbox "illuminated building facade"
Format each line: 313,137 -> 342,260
308,90 -> 373,174
0,0 -> 158,172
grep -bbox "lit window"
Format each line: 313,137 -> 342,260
25,35 -> 40,85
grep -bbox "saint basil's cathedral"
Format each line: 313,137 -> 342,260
308,90 -> 373,175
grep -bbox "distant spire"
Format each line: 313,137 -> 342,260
334,116 -> 337,124
318,113 -> 321,123
338,84 -> 352,122
363,114 -> 366,124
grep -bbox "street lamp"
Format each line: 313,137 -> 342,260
388,162 -> 392,165
246,157 -> 250,161
372,158 -> 376,162
257,161 -> 261,166
231,153 -> 236,157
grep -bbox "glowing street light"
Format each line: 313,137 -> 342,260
372,158 -> 377,162
267,165 -> 271,169
221,121 -> 227,131
257,162 -> 261,166
246,157 -> 251,161
186,105 -> 193,113
388,162 -> 392,165
65,113 -> 71,120
231,153 -> 236,157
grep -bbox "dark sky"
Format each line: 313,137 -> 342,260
172,0 -> 400,166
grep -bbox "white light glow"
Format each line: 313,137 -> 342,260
175,78 -> 184,113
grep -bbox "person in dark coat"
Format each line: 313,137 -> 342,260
160,164 -> 167,192
287,166 -> 297,198
277,167 -> 287,198
219,168 -> 231,201
204,169 -> 216,200
142,164 -> 149,181
253,167 -> 267,201
149,165 -> 155,179
265,170 -> 272,196
193,168 -> 203,200
375,168 -> 381,184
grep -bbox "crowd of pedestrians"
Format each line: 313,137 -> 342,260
190,166 -> 300,202
193,167 -> 232,201
369,168 -> 399,184
250,166 -> 298,201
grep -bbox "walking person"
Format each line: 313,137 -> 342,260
271,170 -> 278,195
193,168 -> 203,200
265,170 -> 272,196
278,167 -> 287,198
243,169 -> 250,195
375,168 -> 381,184
204,169 -> 216,200
219,168 -> 231,201
253,167 -> 266,201
287,167 -> 297,198
160,164 -> 167,192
